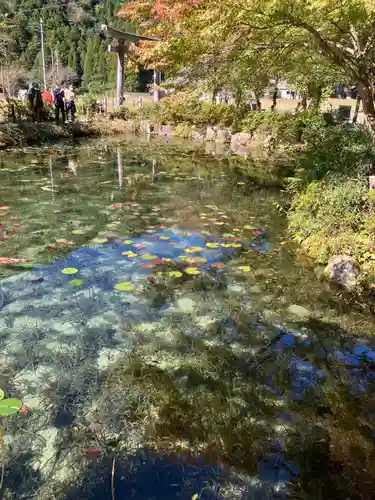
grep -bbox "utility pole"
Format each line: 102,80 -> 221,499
51,50 -> 55,87
55,50 -> 60,84
40,19 -> 47,89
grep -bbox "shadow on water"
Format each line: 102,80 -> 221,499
0,142 -> 374,499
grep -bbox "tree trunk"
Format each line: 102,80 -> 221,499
352,95 -> 361,124
301,93 -> 307,111
308,84 -> 322,110
271,88 -> 278,111
358,84 -> 375,142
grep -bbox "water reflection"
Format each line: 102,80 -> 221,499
0,141 -> 373,498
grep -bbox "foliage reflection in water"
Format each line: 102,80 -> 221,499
0,140 -> 374,499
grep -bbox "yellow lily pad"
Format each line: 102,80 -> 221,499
184,246 -> 204,253
141,254 -> 158,260
244,225 -> 256,230
237,265 -> 251,272
185,267 -> 201,275
61,267 -> 79,275
92,238 -> 108,244
72,229 -> 84,235
222,233 -> 235,238
168,271 -> 183,278
186,257 -> 207,263
56,239 -> 67,243
115,281 -> 136,292
0,388 -> 4,401
206,242 -> 219,249
214,221 -> 225,226
122,251 -> 137,258
159,236 -> 170,240
123,239 -> 133,244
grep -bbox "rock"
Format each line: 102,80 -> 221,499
158,124 -> 174,137
216,128 -> 232,144
176,297 -> 195,313
191,131 -> 206,141
205,126 -> 217,141
287,304 -> 311,319
324,255 -> 359,288
140,120 -> 155,134
230,132 -> 252,148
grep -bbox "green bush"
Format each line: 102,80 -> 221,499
288,178 -> 369,263
110,105 -> 137,121
292,122 -> 375,191
154,93 -> 245,129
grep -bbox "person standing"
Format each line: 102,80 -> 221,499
42,88 -> 53,106
53,84 -> 65,123
27,83 -> 43,122
64,84 -> 76,122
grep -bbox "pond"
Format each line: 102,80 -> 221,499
0,138 -> 374,499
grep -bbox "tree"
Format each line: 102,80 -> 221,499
119,0 -> 375,138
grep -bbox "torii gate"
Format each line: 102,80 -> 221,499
102,25 -> 160,108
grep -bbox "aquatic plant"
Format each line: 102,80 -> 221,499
0,390 -> 22,417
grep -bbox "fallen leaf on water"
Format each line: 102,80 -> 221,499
212,262 -> 225,268
0,258 -> 31,264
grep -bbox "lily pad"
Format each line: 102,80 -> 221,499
0,388 -> 4,401
69,279 -> 84,287
115,281 -> 136,292
237,265 -> 251,273
168,271 -> 183,278
185,267 -> 201,275
0,398 -> 22,416
61,267 -> 79,275
72,229 -> 84,235
92,238 -> 108,244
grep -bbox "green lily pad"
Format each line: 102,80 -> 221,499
69,279 -> 84,287
0,388 -> 4,401
61,267 -> 79,275
115,281 -> 136,292
0,398 -> 22,416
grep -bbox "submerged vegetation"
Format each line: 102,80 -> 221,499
0,141 -> 374,499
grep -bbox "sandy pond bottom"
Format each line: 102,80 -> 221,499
0,139 -> 374,499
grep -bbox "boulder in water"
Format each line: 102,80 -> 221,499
324,255 -> 358,289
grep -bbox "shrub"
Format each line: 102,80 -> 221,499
292,122 -> 375,190
110,105 -> 137,121
288,178 -> 370,263
154,93 -> 244,129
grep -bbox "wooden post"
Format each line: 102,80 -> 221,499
117,147 -> 123,189
116,43 -> 125,108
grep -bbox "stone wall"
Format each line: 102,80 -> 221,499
123,120 -> 278,157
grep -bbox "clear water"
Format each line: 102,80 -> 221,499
0,138 -> 374,499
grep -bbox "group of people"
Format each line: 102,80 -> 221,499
24,83 -> 76,124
